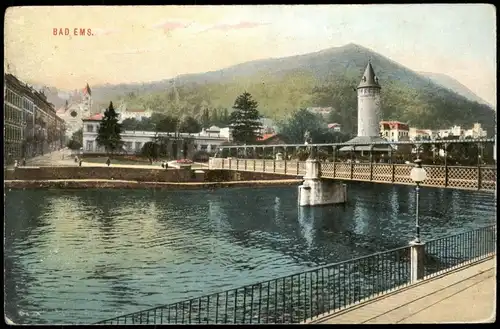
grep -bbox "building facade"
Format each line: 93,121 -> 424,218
82,115 -> 232,157
56,84 -> 92,138
380,121 -> 410,142
4,74 -> 66,164
116,104 -> 153,122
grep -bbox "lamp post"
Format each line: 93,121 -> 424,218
410,158 -> 427,243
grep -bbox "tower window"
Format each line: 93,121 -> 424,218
362,76 -> 366,82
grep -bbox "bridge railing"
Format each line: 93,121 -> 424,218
94,225 -> 496,325
208,158 -> 497,191
424,224 -> 497,278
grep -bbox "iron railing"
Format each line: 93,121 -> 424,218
95,246 -> 411,325
95,225 -> 496,325
424,224 -> 497,278
208,158 -> 497,192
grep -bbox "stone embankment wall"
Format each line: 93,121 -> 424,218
5,167 -> 196,182
5,179 -> 302,190
4,167 -> 303,189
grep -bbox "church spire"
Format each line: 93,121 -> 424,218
357,61 -> 381,89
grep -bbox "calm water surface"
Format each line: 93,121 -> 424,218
4,183 -> 495,324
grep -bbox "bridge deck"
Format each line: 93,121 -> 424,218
209,158 -> 496,192
306,257 -> 496,324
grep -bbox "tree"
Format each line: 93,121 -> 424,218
66,128 -> 83,150
230,92 -> 263,144
155,115 -> 179,132
121,118 -> 139,130
200,108 -> 210,128
96,101 -> 123,154
71,128 -> 83,145
179,116 -> 202,133
141,141 -> 160,161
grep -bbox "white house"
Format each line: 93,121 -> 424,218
82,115 -> 231,154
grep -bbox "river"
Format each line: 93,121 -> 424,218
4,183 -> 495,324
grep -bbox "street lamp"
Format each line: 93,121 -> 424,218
410,158 -> 427,243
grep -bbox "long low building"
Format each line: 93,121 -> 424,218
82,114 -> 232,156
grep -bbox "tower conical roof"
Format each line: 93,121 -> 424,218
357,61 -> 381,89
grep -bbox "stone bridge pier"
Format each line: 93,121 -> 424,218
298,153 -> 347,207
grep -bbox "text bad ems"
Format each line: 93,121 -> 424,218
53,28 -> 93,36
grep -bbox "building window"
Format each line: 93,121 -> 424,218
125,142 -> 133,151
86,141 -> 93,151
391,131 -> 394,137
86,124 -> 94,132
135,142 -> 142,151
210,144 -> 217,151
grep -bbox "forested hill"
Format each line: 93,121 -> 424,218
48,43 -> 497,136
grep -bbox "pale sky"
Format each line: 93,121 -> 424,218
4,4 -> 496,106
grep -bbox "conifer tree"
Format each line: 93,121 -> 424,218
96,101 -> 123,154
229,92 -> 263,144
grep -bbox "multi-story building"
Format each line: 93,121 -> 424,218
4,73 -> 66,164
327,123 -> 342,132
464,123 -> 487,138
116,104 -> 153,122
379,121 -> 410,142
408,128 -> 436,141
306,107 -> 334,116
82,114 -> 232,157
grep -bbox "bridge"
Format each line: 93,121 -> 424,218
208,138 -> 496,206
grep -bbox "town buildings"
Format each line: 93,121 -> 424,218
116,104 -> 153,122
4,73 -> 66,164
327,123 -> 342,132
379,121 -> 410,142
307,107 -> 333,116
82,114 -> 232,158
56,84 -> 92,138
407,123 -> 488,141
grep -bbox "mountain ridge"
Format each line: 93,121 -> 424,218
28,43 -> 495,135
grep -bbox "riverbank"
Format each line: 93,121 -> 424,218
4,179 -> 303,190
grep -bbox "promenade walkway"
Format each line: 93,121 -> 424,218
307,257 -> 496,324
20,149 -> 209,170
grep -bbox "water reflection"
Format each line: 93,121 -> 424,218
4,183 -> 495,324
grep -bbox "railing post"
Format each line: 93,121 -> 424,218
410,240 -> 425,283
273,146 -> 276,173
350,146 -> 355,180
391,163 -> 395,183
236,157 -> 239,171
263,151 -> 266,172
370,144 -> 374,181
284,147 -> 288,175
444,143 -> 449,187
477,142 -> 482,190
229,156 -> 231,170
254,159 -> 256,171
296,161 -> 299,175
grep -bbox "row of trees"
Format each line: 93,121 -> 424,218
121,113 -> 202,134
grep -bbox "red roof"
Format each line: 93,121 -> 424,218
258,133 -> 277,141
380,121 -> 409,131
328,123 -> 341,129
83,113 -> 104,121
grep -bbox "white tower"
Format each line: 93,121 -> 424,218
357,61 -> 381,137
